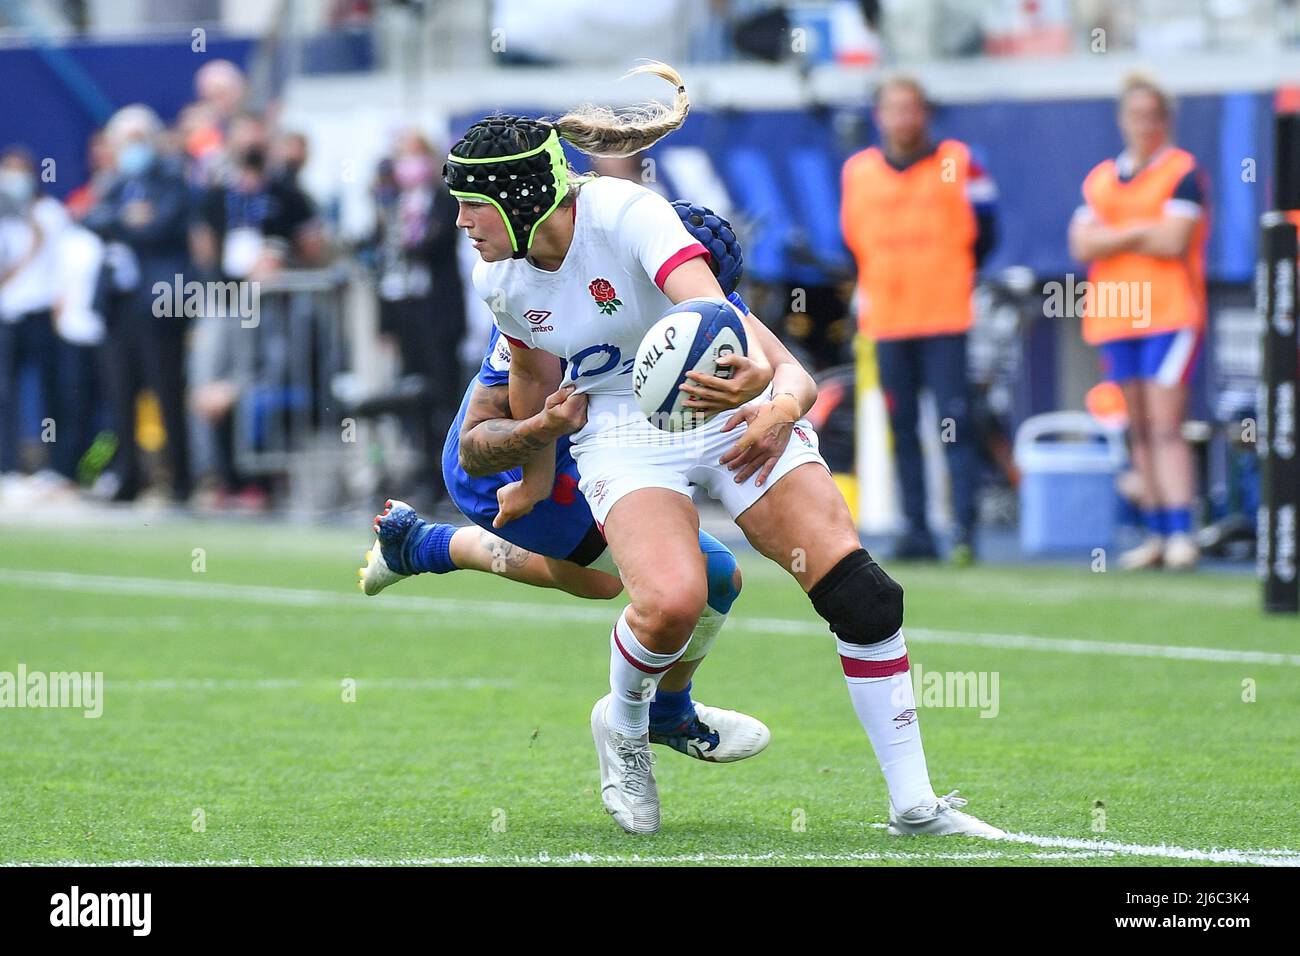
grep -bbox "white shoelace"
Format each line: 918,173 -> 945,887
936,789 -> 968,812
613,738 -> 654,797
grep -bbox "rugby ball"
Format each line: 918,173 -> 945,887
632,297 -> 748,431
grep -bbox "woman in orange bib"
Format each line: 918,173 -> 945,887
1068,74 -> 1208,571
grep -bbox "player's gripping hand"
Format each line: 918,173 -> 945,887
493,479 -> 541,528
537,384 -> 588,438
678,354 -> 772,414
718,393 -> 801,487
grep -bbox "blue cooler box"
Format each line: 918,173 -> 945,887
1014,412 -> 1125,556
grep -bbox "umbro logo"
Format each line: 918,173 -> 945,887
524,309 -> 553,331
892,709 -> 917,728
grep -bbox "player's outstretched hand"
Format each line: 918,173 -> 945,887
493,479 -> 539,528
539,384 -> 588,437
718,394 -> 800,487
679,354 -> 772,413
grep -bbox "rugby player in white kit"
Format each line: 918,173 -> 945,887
445,61 -> 1004,838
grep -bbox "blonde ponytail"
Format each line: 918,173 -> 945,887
550,60 -> 689,158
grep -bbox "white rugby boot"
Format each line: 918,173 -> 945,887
887,790 -> 1006,838
650,702 -> 771,762
1163,532 -> 1200,571
360,500 -> 461,595
591,694 -> 660,834
359,537 -> 408,596
1118,534 -> 1165,571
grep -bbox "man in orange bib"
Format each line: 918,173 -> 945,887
1068,74 -> 1208,571
841,75 -> 998,563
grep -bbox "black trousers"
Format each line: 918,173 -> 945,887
52,339 -> 103,481
101,297 -> 191,500
875,333 -> 979,537
0,310 -> 58,474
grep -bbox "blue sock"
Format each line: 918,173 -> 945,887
1163,507 -> 1192,535
404,523 -> 458,574
649,681 -> 696,733
697,531 -> 740,614
1143,509 -> 1166,537
1118,497 -> 1142,530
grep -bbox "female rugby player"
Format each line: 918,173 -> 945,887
360,203 -> 770,764
1069,74 -> 1208,571
445,61 -> 1002,837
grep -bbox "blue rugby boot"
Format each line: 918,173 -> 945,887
649,702 -> 771,763
358,498 -> 456,596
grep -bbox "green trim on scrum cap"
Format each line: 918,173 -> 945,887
525,130 -> 570,249
448,191 -> 521,253
446,129 -> 570,258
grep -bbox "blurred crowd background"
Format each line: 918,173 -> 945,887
1,0 -> 1298,571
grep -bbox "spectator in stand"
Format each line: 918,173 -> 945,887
51,217 -> 109,485
191,114 -> 327,282
1068,74 -> 1208,572
370,129 -> 466,506
194,59 -> 248,129
176,101 -> 227,191
188,114 -> 328,507
65,131 -> 116,221
82,105 -> 194,504
0,147 -> 69,487
181,60 -> 249,191
840,74 -> 998,564
271,130 -> 310,190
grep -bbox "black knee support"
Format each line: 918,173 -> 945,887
808,548 -> 904,645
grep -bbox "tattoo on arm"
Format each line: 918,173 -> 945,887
458,383 -> 549,474
464,418 -> 550,472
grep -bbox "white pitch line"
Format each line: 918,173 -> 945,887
7,842 -> 1298,865
864,823 -> 1300,867
994,835 -> 1300,868
3,850 -> 1118,866
904,628 -> 1300,667
103,677 -> 514,691
3,568 -> 1299,668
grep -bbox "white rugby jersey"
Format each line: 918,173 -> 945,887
471,176 -> 707,417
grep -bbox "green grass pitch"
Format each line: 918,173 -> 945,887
1,519 -> 1297,866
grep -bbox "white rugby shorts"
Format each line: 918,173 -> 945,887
570,389 -> 828,525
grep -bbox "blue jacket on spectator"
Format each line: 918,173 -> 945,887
82,155 -> 192,318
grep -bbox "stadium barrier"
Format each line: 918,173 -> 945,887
230,266 -> 357,518
1256,213 -> 1299,613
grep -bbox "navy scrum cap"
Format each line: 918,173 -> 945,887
672,199 -> 743,296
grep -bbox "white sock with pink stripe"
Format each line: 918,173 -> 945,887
606,608 -> 688,737
838,630 -> 938,813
